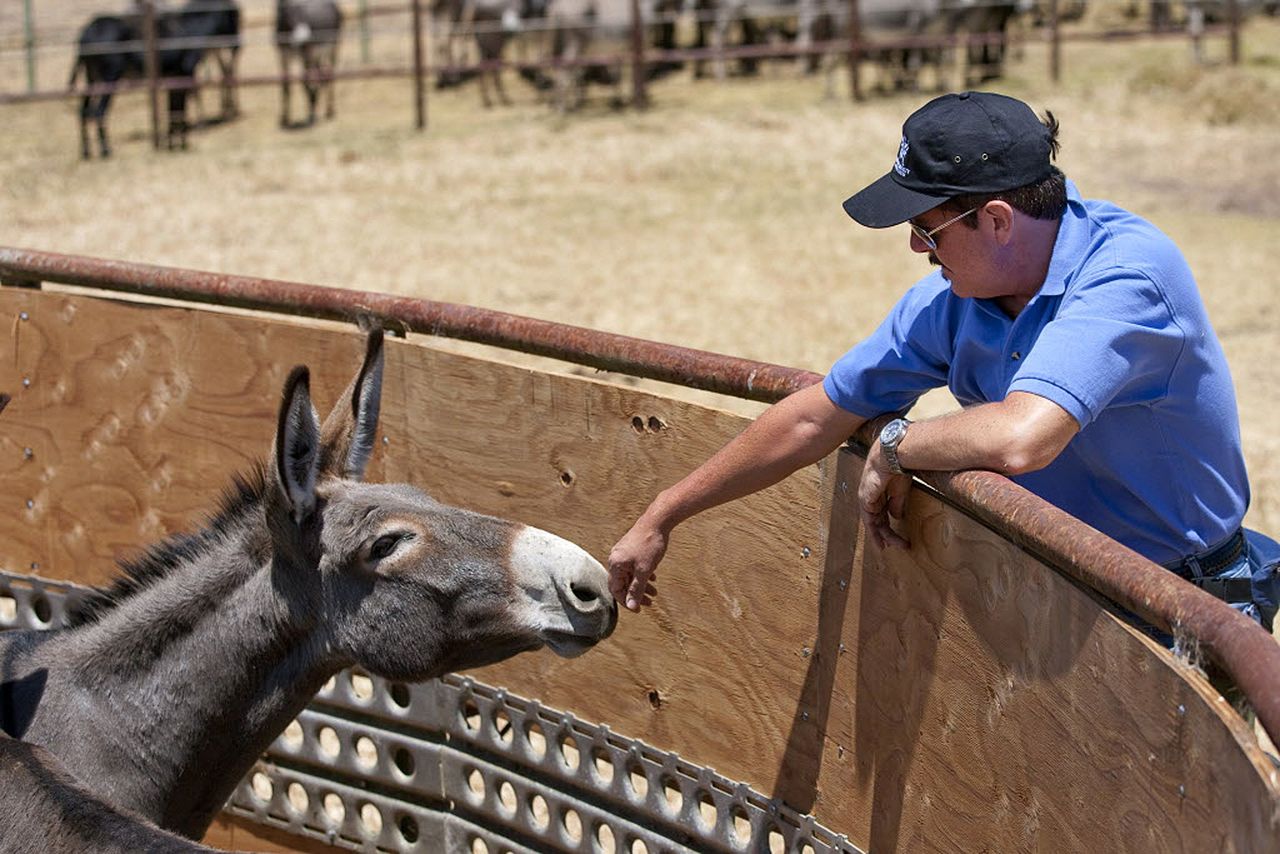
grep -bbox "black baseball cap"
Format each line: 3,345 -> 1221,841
842,91 -> 1055,228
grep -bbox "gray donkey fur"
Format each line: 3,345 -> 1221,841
0,732 -> 219,853
0,329 -> 617,841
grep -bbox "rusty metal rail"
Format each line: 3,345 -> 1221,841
1,245 -> 1277,753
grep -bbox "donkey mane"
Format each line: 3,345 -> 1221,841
66,465 -> 268,628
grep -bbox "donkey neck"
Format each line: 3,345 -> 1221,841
59,528 -> 346,835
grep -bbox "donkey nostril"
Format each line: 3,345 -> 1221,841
569,582 -> 600,604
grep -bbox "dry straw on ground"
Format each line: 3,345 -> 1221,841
1,9 -> 1278,539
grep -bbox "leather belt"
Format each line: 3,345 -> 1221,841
1167,529 -> 1251,603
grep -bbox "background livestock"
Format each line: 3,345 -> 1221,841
1,5 -> 1279,536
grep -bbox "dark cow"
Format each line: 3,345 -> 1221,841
67,1 -> 241,160
275,0 -> 343,127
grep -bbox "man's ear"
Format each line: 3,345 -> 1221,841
984,200 -> 1017,246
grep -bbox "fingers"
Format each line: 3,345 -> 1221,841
625,575 -> 657,611
858,464 -> 912,551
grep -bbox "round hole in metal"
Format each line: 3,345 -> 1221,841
399,814 -> 420,844
325,793 -> 350,824
349,670 -> 374,702
388,682 -> 412,708
323,793 -> 346,824
731,805 -> 752,845
559,733 -> 580,771
493,707 -> 514,745
461,698 -> 482,732
525,721 -> 547,759
592,749 -> 615,785
562,808 -> 583,843
318,726 -> 340,758
286,782 -> 309,814
627,764 -> 648,799
465,767 -> 486,801
528,793 -> 550,829
281,719 -> 304,750
250,772 -> 273,803
31,595 -> 51,625
595,822 -> 616,854
498,780 -> 517,815
661,776 -> 682,814
696,790 -> 716,829
355,735 -> 378,768
359,802 -> 383,836
393,747 -> 415,777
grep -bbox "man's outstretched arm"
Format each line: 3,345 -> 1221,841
608,383 -> 864,612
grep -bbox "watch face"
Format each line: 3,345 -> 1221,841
881,420 -> 907,446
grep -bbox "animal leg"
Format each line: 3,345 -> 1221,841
324,43 -> 339,120
79,95 -> 94,160
95,93 -> 113,159
278,50 -> 292,128
220,48 -> 240,119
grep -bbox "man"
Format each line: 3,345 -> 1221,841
608,91 -> 1279,637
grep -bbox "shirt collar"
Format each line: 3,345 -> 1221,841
1037,179 -> 1090,299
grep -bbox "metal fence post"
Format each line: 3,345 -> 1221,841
142,0 -> 161,150
412,0 -> 427,129
848,0 -> 862,101
1227,0 -> 1241,64
1048,0 -> 1060,83
360,0 -> 373,64
23,0 -> 36,93
630,0 -> 649,109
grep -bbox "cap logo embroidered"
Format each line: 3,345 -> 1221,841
893,137 -> 911,177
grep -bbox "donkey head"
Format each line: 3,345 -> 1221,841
265,330 -> 617,681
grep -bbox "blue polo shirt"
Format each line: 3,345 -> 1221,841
823,181 -> 1249,564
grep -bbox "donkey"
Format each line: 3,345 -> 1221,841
0,733 -> 219,852
68,1 -> 242,159
0,329 -> 617,840
275,0 -> 343,128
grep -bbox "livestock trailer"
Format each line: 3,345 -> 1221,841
0,248 -> 1277,852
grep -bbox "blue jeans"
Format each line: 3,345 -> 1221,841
1129,528 -> 1280,647
1192,529 -> 1280,633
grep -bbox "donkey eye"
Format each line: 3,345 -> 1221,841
369,533 -> 406,561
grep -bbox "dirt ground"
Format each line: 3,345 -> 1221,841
1,10 -> 1278,530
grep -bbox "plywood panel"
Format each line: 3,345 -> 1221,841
1,287 -> 1276,852
202,816 -> 336,853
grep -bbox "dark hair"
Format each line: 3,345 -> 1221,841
944,111 -> 1067,224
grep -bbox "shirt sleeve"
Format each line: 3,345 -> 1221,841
822,279 -> 954,418
1008,267 -> 1185,428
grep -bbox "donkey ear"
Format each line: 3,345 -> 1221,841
318,329 -> 384,481
276,366 -> 322,524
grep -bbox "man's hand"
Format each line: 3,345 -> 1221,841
608,519 -> 666,612
858,445 -> 912,550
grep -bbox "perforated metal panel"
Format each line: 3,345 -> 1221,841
1,571 -> 865,854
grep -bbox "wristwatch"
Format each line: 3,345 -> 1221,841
878,418 -> 911,475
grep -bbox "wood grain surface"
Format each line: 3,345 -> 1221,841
1,286 -> 1276,852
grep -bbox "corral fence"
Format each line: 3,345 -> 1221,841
0,0 -> 1265,132
0,245 -> 1278,852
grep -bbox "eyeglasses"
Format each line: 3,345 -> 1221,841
909,206 -> 981,251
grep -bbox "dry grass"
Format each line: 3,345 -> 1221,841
1,10 -> 1279,538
